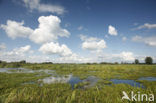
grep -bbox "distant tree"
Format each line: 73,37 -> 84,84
20,60 -> 26,64
135,59 -> 139,64
92,62 -> 97,65
100,62 -> 108,64
114,62 -> 118,64
145,57 -> 153,64
0,61 -> 7,67
42,62 -> 53,64
86,63 -> 91,65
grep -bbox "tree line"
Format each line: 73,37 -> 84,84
134,57 -> 153,64
0,56 -> 154,66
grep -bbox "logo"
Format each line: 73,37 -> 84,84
122,91 -> 154,102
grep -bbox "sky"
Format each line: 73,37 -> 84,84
0,0 -> 156,63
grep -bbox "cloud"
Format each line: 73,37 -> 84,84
0,15 -> 76,62
0,44 -> 51,63
0,45 -> 32,62
132,35 -> 156,47
38,41 -> 94,63
1,15 -> 70,44
1,20 -> 33,39
119,51 -> 135,61
39,42 -> 72,56
29,15 -> 70,44
132,35 -> 142,41
27,55 -> 51,63
0,43 -> 6,50
77,26 -> 87,31
7,45 -> 31,55
22,0 -> 65,15
78,26 -> 83,30
80,35 -> 107,50
136,23 -> 156,30
0,45 -> 154,63
38,40 -> 94,63
82,40 -> 106,50
97,51 -> 135,62
122,36 -> 127,41
56,53 -> 93,63
108,25 -> 118,36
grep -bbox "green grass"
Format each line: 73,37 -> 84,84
0,63 -> 156,103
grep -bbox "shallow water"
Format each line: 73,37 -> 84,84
36,69 -> 55,75
1,68 -> 99,88
0,68 -> 55,74
138,77 -> 156,81
110,79 -> 144,88
68,76 -> 82,88
0,68 -> 9,73
83,76 -> 99,88
40,75 -> 73,84
2,68 -> 152,89
39,75 -> 82,88
39,75 -> 99,88
22,81 -> 36,85
0,68 -> 34,73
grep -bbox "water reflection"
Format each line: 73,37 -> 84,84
110,79 -> 144,88
138,77 -> 156,81
0,68 -> 54,74
39,75 -> 99,88
39,75 -> 82,88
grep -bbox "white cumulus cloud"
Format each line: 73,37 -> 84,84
80,35 -> 107,50
132,35 -> 156,47
108,25 -> 118,36
119,51 -> 135,61
1,15 -> 70,44
1,20 -> 33,39
0,45 -> 32,62
29,15 -> 70,44
7,45 -> 31,55
82,40 -> 106,50
22,0 -> 65,15
39,42 -> 72,56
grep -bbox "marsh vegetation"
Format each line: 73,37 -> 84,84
0,62 -> 156,103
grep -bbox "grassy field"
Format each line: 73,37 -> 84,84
0,63 -> 156,103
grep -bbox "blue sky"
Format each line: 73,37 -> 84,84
0,0 -> 156,63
